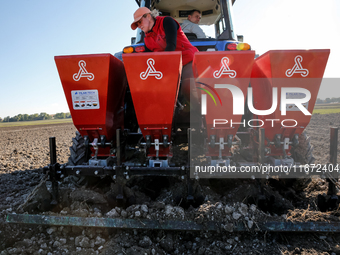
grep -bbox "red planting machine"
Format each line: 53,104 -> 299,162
51,0 -> 332,206
6,0 -> 338,232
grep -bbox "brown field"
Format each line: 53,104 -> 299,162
0,114 -> 339,254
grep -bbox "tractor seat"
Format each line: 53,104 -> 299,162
184,33 -> 198,40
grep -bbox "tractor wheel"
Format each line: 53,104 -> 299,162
68,131 -> 90,166
67,132 -> 97,187
291,131 -> 315,165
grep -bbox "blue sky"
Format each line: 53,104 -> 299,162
0,0 -> 339,118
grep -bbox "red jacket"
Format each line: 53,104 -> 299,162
144,16 -> 199,66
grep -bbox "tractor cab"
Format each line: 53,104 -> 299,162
128,0 -> 248,52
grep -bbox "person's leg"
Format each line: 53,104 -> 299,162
179,61 -> 200,111
179,62 -> 206,153
178,61 -> 205,135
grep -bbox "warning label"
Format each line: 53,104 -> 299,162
71,90 -> 100,110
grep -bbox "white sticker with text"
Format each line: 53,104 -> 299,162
71,90 -> 100,110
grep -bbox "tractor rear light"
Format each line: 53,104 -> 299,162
237,43 -> 251,51
135,46 -> 145,53
123,46 -> 134,54
226,43 -> 237,50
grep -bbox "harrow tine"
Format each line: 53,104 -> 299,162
328,127 -> 339,196
49,137 -> 58,205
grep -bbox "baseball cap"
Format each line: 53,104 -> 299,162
131,7 -> 151,30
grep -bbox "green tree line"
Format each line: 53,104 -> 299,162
316,97 -> 340,104
0,112 -> 71,122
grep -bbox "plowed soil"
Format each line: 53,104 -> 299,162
0,114 -> 340,255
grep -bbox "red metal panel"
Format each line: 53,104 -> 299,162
55,54 -> 127,145
251,50 -> 330,145
193,51 -> 255,156
122,52 -> 182,157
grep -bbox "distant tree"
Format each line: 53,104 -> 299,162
325,98 -> 331,103
22,114 -> 29,121
17,114 -> 23,121
54,112 -> 66,119
12,114 -> 22,122
316,98 -> 323,104
37,112 -> 52,120
29,113 -> 39,121
330,97 -> 339,103
1,112 -> 72,122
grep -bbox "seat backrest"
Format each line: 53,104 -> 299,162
184,33 -> 197,40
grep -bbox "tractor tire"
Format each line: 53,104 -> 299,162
68,131 -> 89,166
291,131 -> 315,165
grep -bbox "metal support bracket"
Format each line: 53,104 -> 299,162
48,137 -> 59,205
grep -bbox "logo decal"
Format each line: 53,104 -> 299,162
285,55 -> 309,77
140,58 -> 163,80
197,82 -> 222,106
213,57 -> 237,78
73,60 -> 94,81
